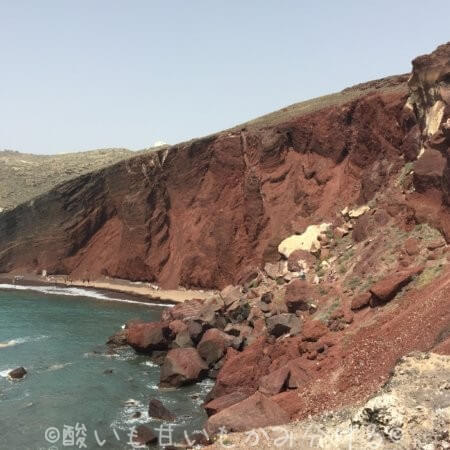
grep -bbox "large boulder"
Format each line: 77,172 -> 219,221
204,391 -> 249,416
284,279 -> 313,312
148,398 -> 176,421
127,322 -> 173,353
278,223 -> 331,258
301,320 -> 328,342
161,298 -> 204,322
258,366 -> 290,395
370,266 -> 424,303
159,348 -> 208,387
206,392 -> 290,434
267,313 -> 301,337
197,328 -> 236,365
207,337 -> 271,401
413,148 -> 446,192
351,292 -> 372,310
287,357 -> 312,389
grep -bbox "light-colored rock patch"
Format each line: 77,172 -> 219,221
348,204 -> 370,218
278,223 -> 331,258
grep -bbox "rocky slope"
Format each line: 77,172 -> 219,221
206,352 -> 450,449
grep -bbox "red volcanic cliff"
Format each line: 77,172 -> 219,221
0,78 -> 408,288
0,44 -> 449,290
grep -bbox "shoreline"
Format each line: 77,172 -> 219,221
0,273 -> 216,306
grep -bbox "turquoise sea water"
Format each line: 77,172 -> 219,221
0,285 -> 211,449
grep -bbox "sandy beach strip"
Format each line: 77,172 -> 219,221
0,273 -> 216,304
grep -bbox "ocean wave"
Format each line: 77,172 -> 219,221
45,362 -> 73,372
0,335 -> 49,349
0,283 -> 170,307
0,369 -> 13,378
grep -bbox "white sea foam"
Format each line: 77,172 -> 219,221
0,369 -> 12,378
0,283 -> 171,307
0,335 -> 49,349
141,360 -> 159,368
46,362 -> 73,372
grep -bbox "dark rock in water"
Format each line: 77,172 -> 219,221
8,367 -> 27,380
148,398 -> 176,421
160,348 -> 208,387
106,329 -> 128,347
149,351 -> 167,366
103,369 -> 114,375
131,411 -> 141,419
186,432 -> 211,446
132,425 -> 157,446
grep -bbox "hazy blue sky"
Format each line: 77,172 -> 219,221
1,1 -> 449,154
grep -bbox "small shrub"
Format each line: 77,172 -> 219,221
415,264 -> 444,288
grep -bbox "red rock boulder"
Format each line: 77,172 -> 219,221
207,337 -> 271,401
159,348 -> 208,387
206,392 -> 290,434
351,292 -> 372,310
413,148 -> 446,192
127,322 -> 173,353
284,279 -> 313,312
197,328 -> 236,365
258,366 -> 290,395
370,266 -> 424,303
301,320 -> 328,342
204,391 -> 249,416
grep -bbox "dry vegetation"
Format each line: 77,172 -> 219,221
0,147 -> 160,211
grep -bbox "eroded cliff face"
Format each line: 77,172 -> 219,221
0,78 -> 412,288
408,42 -> 450,201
